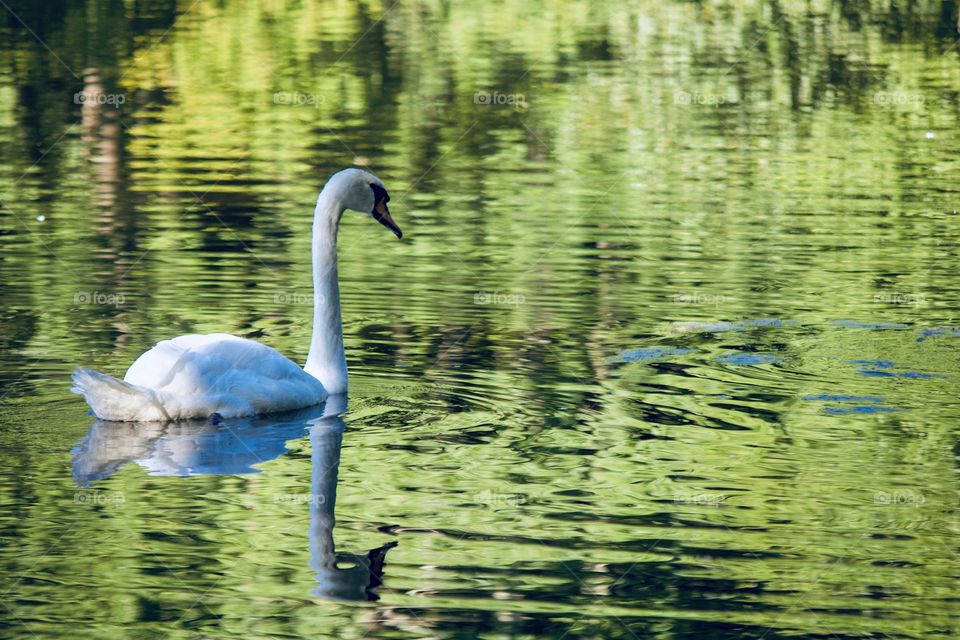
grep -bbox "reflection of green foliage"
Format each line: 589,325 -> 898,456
0,1 -> 959,638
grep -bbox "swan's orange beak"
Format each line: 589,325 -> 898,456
373,199 -> 402,239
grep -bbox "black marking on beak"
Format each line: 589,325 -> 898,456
370,183 -> 402,239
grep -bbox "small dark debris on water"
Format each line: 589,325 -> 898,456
208,412 -> 223,425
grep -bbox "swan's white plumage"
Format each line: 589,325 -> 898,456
71,168 -> 400,422
73,334 -> 328,421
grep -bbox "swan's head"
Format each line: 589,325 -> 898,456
327,168 -> 402,239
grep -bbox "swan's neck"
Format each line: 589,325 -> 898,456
304,189 -> 348,394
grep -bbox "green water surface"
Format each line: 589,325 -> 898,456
1,1 -> 959,638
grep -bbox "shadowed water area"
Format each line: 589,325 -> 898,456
1,1 -> 959,638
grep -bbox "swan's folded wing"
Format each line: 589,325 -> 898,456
124,333 -> 248,387
122,333 -> 327,418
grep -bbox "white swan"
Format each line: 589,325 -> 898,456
71,168 -> 402,421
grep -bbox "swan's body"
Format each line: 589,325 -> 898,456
72,169 -> 401,421
73,334 -> 328,421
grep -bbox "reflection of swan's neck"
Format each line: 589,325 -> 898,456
309,419 -> 344,575
304,187 -> 347,393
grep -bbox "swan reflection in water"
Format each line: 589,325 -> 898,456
71,395 -> 396,601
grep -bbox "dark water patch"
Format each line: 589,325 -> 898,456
823,405 -> 904,415
803,394 -> 886,403
834,320 -> 909,330
917,326 -> 960,342
716,353 -> 781,365
672,318 -> 792,333
849,360 -> 895,369
709,402 -> 782,423
858,369 -> 937,379
848,360 -> 939,379
610,346 -> 694,363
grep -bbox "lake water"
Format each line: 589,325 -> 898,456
1,1 -> 959,638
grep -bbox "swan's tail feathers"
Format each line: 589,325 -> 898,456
71,368 -> 170,422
